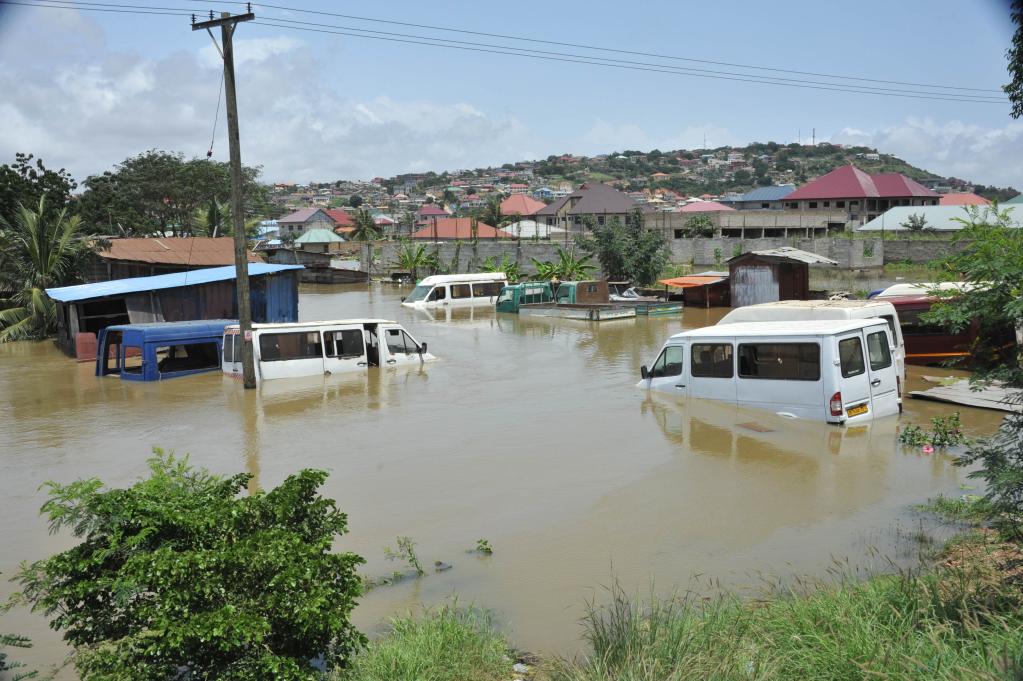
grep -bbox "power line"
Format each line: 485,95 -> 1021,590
252,19 -> 1005,104
214,0 -> 1004,94
5,0 -> 1008,103
255,15 -> 1007,101
0,0 -> 190,15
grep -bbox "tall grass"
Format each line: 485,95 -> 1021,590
544,564 -> 1023,681
334,606 -> 513,681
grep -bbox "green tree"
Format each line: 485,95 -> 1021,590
925,206 -> 1023,540
531,246 -> 595,281
475,196 -> 506,229
348,194 -> 364,208
0,197 -> 92,341
349,209 -> 381,241
900,212 -> 929,231
480,254 -> 522,282
77,150 -> 265,236
17,450 -> 365,680
1007,0 -> 1023,118
392,239 -> 439,281
0,153 -> 76,228
682,214 -> 716,238
1,589 -> 35,680
575,210 -> 668,285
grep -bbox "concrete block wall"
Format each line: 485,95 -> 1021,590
669,237 -> 883,268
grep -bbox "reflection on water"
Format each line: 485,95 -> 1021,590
0,282 -> 1006,670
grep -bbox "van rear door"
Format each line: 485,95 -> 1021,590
836,332 -> 872,421
863,324 -> 900,419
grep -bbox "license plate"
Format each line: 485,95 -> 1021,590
847,403 -> 869,417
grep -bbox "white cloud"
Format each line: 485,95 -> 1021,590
0,15 -> 533,183
832,118 -> 1023,189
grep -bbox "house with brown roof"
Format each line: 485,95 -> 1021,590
409,218 -> 513,240
90,237 -> 261,281
783,165 -> 939,226
278,208 -> 339,236
535,182 -> 647,233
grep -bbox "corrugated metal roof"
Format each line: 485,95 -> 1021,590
722,184 -> 795,203
46,263 -> 304,303
409,218 -> 513,239
678,200 -> 736,213
659,274 -> 728,288
1005,194 -> 1023,204
499,194 -> 546,216
786,165 -> 938,201
294,228 -> 344,244
95,237 -> 261,266
939,193 -> 990,206
728,247 -> 838,266
535,183 -> 640,216
856,205 -> 1023,231
278,208 -> 329,223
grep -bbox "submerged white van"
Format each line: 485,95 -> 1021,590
717,300 -> 905,379
223,319 -> 435,381
401,273 -> 508,308
639,319 -> 901,424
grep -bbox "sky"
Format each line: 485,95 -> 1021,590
0,0 -> 1019,188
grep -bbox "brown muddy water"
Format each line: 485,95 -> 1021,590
0,281 -> 1006,674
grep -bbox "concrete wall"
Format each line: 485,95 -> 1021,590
361,235 -> 952,276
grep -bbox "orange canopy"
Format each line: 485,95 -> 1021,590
658,275 -> 728,288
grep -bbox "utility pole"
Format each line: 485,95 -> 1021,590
193,7 -> 257,388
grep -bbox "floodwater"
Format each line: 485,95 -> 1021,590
0,281 -> 1007,674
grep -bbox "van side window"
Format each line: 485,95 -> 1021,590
223,335 -> 235,364
650,346 -> 684,378
839,337 -> 866,377
880,314 -> 898,342
472,282 -> 502,297
738,343 -> 820,380
691,343 -> 733,378
450,284 -> 472,299
898,309 -> 946,336
428,286 -> 446,301
866,331 -> 892,371
325,329 -> 365,359
259,332 -> 322,361
386,329 -> 420,355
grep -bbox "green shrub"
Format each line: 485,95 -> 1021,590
17,450 -> 365,679
337,607 -> 513,681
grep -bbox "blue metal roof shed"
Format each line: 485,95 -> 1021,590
46,264 -> 303,358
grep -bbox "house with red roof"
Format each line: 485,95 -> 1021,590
325,208 -> 355,227
499,194 -> 546,217
938,192 -> 991,206
784,165 -> 939,226
409,218 -> 513,240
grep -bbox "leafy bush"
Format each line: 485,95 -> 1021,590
959,414 -> 1023,542
574,209 -> 668,285
899,413 -> 967,449
17,450 -> 365,680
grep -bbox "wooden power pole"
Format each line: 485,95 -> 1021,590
193,8 -> 257,388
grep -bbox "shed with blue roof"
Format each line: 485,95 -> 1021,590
45,263 -> 303,358
720,184 -> 795,210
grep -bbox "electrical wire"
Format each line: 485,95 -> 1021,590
252,19 -> 1005,104
254,15 -> 1007,101
207,69 -> 224,159
4,0 -> 1008,103
197,0 -> 1005,94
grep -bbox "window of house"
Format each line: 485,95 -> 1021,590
761,202 -> 770,209
808,201 -> 818,209
866,331 -> 892,371
450,284 -> 472,299
839,337 -> 866,377
259,332 -> 322,361
325,329 -> 365,358
674,229 -> 684,239
691,343 -> 733,378
823,201 -> 830,208
738,343 -> 820,380
786,202 -> 798,209
836,201 -> 846,208
649,345 -> 684,378
597,215 -> 605,225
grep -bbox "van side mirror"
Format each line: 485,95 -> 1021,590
640,365 -> 649,380
400,296 -> 406,302
419,342 -> 427,354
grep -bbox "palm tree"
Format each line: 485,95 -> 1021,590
480,254 -> 522,283
391,240 -> 439,281
530,246 -> 595,281
0,197 -> 91,341
476,196 -> 508,230
349,209 -> 381,241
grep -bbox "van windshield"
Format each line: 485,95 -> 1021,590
497,288 -> 514,303
406,285 -> 432,302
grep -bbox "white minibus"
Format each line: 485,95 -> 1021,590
639,319 -> 901,424
223,319 -> 435,381
401,273 -> 508,308
717,299 -> 905,379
